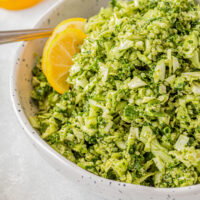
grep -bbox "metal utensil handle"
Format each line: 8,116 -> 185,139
0,28 -> 54,44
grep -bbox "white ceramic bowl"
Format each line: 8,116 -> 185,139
10,0 -> 200,199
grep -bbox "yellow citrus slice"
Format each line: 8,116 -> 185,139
53,18 -> 86,36
42,18 -> 86,75
45,28 -> 86,94
0,0 -> 42,10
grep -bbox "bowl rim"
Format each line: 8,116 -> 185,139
10,0 -> 200,195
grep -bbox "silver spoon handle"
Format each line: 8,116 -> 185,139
0,28 -> 54,44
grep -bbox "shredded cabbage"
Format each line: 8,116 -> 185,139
30,0 -> 200,187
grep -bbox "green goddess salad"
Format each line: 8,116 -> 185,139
30,0 -> 200,187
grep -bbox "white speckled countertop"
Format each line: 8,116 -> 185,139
0,1 -> 105,199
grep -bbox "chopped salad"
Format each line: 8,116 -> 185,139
30,0 -> 200,187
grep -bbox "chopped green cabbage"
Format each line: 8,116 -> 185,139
30,0 -> 200,187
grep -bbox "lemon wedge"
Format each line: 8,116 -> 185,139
44,28 -> 86,94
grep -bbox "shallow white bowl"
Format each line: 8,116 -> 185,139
10,0 -> 200,199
